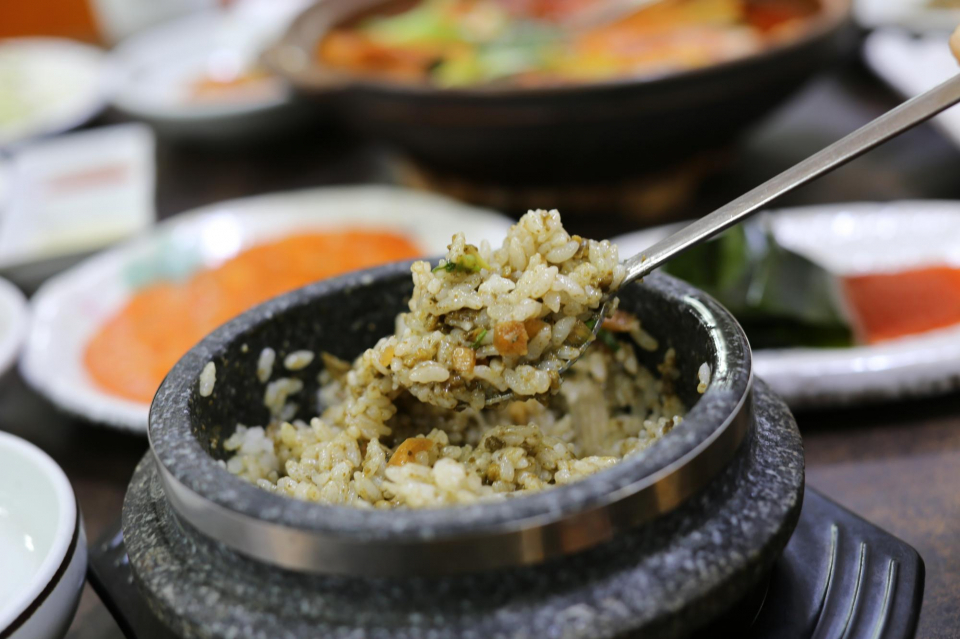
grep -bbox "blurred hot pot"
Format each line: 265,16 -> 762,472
264,0 -> 854,184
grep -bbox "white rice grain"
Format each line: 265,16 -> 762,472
409,361 -> 450,383
284,350 -> 315,371
545,240 -> 580,264
199,362 -> 216,397
257,348 -> 276,383
697,363 -> 711,394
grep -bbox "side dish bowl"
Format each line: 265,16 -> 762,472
148,262 -> 753,576
0,432 -> 86,639
264,0 -> 854,183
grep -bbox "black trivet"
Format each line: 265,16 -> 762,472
88,487 -> 923,639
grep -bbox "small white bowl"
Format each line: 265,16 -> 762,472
0,38 -> 111,150
0,432 -> 87,639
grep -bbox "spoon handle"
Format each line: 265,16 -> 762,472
622,71 -> 960,284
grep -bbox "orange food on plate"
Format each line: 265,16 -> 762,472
84,230 -> 421,403
842,266 -> 960,344
189,68 -> 278,103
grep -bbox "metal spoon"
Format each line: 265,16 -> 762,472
486,51 -> 960,407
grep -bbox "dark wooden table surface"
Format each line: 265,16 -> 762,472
3,60 -> 960,638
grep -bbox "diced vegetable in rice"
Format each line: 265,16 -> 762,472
224,211 -> 690,509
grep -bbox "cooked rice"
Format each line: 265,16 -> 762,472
284,350 -> 315,371
256,347 -> 275,383
392,210 -> 626,409
223,210 -> 688,509
198,362 -> 216,397
697,362 -> 712,394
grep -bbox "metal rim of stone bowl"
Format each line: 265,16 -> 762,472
147,261 -> 753,577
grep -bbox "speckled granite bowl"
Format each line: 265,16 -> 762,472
147,263 -> 756,577
126,379 -> 803,639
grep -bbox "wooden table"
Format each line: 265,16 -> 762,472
3,60 -> 960,638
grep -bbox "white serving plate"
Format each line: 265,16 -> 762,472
0,124 -> 156,292
855,0 -> 960,32
0,38 -> 110,150
109,3 -> 307,140
863,30 -> 960,149
21,186 -> 515,432
0,431 -> 87,639
613,201 -> 960,408
0,276 -> 28,380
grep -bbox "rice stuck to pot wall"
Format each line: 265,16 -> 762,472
221,211 -> 693,508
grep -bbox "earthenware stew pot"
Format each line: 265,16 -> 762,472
148,263 -> 754,577
263,0 -> 854,183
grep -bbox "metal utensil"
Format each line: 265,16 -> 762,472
487,62 -> 960,407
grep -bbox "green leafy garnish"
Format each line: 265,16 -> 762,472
597,328 -> 620,352
664,220 -> 854,349
363,0 -> 460,46
433,261 -> 457,273
457,251 -> 490,273
432,246 -> 491,275
471,329 -> 488,350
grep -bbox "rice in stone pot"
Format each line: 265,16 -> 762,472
222,211 -> 698,508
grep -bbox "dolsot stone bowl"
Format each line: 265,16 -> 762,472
147,262 -> 754,577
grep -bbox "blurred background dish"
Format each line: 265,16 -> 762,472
109,1 -> 313,141
0,37 -> 110,150
265,0 -> 854,185
316,0 -> 828,88
614,200 -> 960,408
0,158 -> 10,212
0,124 -> 156,292
0,276 -> 28,383
0,431 -> 86,639
20,185 -> 513,432
864,29 -> 960,149
89,0 -> 217,44
855,0 -> 960,32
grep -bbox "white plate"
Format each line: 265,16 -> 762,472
855,0 -> 960,32
21,186 -> 515,432
863,30 -> 960,148
0,38 -> 110,150
110,4 -> 306,140
613,201 -> 960,408
0,277 -> 28,380
0,124 -> 156,292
